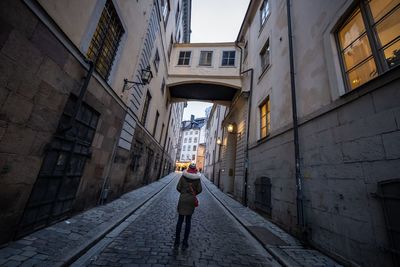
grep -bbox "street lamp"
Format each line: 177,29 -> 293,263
123,66 -> 153,92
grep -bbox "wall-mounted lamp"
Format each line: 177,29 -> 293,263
216,137 -> 222,145
227,123 -> 241,136
123,66 -> 153,92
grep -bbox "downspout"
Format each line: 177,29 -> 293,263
287,0 -> 305,228
235,41 -> 253,207
158,104 -> 173,179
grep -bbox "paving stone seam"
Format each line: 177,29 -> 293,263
201,176 -> 291,267
59,173 -> 179,267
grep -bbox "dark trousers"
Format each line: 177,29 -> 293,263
175,214 -> 192,244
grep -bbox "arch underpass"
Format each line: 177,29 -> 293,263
167,42 -> 242,105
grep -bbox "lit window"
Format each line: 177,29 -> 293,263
178,51 -> 191,65
337,0 -> 400,90
222,51 -> 236,66
260,96 -> 270,139
260,0 -> 270,26
199,51 -> 213,66
260,39 -> 270,71
87,0 -> 124,80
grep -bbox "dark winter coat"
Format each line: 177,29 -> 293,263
176,171 -> 202,215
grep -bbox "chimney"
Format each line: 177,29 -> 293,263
190,115 -> 195,122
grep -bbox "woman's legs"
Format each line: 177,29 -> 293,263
182,215 -> 192,248
175,215 -> 184,246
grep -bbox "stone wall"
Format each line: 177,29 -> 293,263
0,0 -> 125,244
247,69 -> 400,266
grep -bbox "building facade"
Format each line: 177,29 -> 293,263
233,0 -> 400,266
0,0 -> 187,244
178,116 -> 206,165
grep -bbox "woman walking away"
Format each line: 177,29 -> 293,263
174,162 -> 202,250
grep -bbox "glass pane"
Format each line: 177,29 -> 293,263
369,0 -> 400,22
261,104 -> 267,115
384,39 -> 400,68
375,7 -> 400,47
347,58 -> 378,89
339,8 -> 366,49
261,127 -> 267,138
342,34 -> 372,70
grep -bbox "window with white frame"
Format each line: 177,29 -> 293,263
178,51 -> 191,65
184,138 -> 187,143
192,155 -> 195,160
260,39 -> 270,71
161,0 -> 170,23
194,137 -> 197,143
153,49 -> 160,73
222,51 -> 236,66
199,51 -> 213,66
190,131 -> 193,135
337,0 -> 400,91
260,0 -> 270,27
189,137 -> 192,143
193,145 -> 197,151
195,130 -> 198,134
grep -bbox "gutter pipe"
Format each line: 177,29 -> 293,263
235,41 -> 253,207
287,0 -> 305,228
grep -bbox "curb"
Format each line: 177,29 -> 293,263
201,176 -> 298,267
59,173 -> 178,266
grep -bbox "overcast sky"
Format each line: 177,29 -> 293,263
181,0 -> 249,121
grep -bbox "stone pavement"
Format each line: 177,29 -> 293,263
75,173 -> 279,266
0,172 -> 179,267
201,175 -> 342,267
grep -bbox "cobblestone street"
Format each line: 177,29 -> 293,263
79,176 -> 279,266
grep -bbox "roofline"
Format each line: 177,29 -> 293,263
236,0 -> 256,42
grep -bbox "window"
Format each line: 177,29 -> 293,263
161,0 -> 170,23
260,96 -> 270,139
161,78 -> 165,95
87,0 -> 124,80
160,123 -> 164,143
337,0 -> 400,91
141,91 -> 152,125
192,155 -> 195,160
194,137 -> 197,143
185,132 -> 188,136
187,145 -> 191,151
168,34 -> 173,61
195,131 -> 198,134
260,0 -> 270,26
153,49 -> 160,73
189,137 -> 192,143
260,39 -> 270,71
199,51 -> 213,66
183,145 -> 186,151
222,51 -> 236,66
193,145 -> 197,151
184,138 -> 187,143
178,51 -> 191,65
175,2 -> 180,24
190,131 -> 193,135
153,111 -> 159,136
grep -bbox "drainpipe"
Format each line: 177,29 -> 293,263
158,105 -> 173,179
287,0 -> 305,229
235,41 -> 253,207
212,106 -> 221,184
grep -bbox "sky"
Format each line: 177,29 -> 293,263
181,0 -> 250,121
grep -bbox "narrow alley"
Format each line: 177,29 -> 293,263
75,174 -> 278,267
